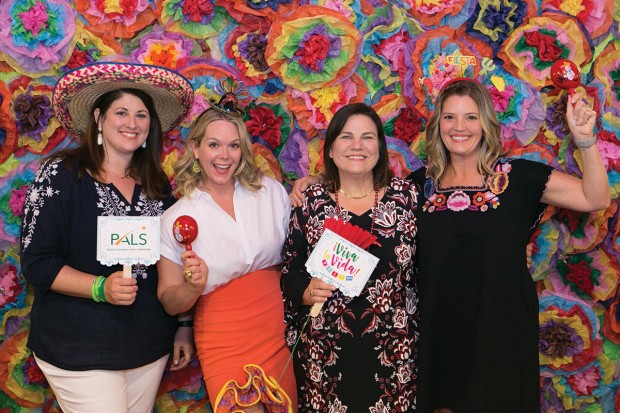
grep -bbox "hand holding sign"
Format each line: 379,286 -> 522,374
97,216 -> 161,278
306,218 -> 379,317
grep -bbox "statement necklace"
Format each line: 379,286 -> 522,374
338,188 -> 373,199
334,186 -> 380,237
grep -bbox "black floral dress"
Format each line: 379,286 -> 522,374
281,177 -> 419,412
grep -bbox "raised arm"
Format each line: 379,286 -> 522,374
541,93 -> 610,212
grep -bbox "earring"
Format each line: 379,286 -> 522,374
142,140 -> 147,149
191,160 -> 201,174
97,128 -> 103,146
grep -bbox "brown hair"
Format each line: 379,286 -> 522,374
425,79 -> 506,180
323,103 -> 392,191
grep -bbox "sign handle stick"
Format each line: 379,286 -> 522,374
310,302 -> 324,318
123,265 -> 132,278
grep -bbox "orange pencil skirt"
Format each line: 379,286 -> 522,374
194,266 -> 297,413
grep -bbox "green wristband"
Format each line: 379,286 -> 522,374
91,277 -> 101,302
97,276 -> 106,303
177,320 -> 194,328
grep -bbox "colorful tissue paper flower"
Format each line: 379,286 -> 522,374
127,25 -> 197,70
278,127 -> 310,181
307,136 -> 325,177
216,0 -> 299,23
465,0 -> 535,53
386,136 -> 423,178
59,21 -> 122,73
357,5 -> 410,99
75,0 -> 157,41
157,0 -> 227,39
0,81 -> 18,165
479,68 -> 545,146
221,24 -> 276,86
266,5 -> 361,92
9,77 -> 70,160
0,0 -> 76,76
400,26 -> 493,118
395,0 -> 468,29
287,74 -> 367,139
0,329 -> 51,408
540,355 -> 615,411
539,292 -> 603,372
253,143 -> 282,182
528,219 -> 562,282
245,103 -> 290,155
155,359 -> 210,412
0,253 -> 31,339
498,14 -> 592,89
0,161 -> 38,244
555,205 -> 614,255
387,106 -> 425,145
551,248 -> 619,302
592,40 -> 620,111
542,0 -> 614,40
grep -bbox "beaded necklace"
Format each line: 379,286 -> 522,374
334,186 -> 379,239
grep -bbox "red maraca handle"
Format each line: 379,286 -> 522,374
173,215 -> 199,251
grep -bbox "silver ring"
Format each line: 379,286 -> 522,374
309,288 -> 314,297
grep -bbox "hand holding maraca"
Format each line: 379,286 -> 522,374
173,215 -> 208,290
566,92 -> 598,149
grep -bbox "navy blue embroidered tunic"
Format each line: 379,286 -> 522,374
20,158 -> 176,371
411,158 -> 553,413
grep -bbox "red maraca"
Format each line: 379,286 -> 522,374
173,215 -> 198,250
550,59 -> 581,97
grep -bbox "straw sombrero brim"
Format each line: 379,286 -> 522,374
53,62 -> 194,135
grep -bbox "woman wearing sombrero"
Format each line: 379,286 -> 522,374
20,62 -> 194,413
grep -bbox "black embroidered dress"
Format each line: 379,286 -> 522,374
410,158 -> 553,413
281,177 -> 419,413
20,158 -> 176,370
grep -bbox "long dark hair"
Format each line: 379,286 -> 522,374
52,88 -> 170,199
323,103 -> 392,191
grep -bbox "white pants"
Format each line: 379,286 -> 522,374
34,354 -> 168,413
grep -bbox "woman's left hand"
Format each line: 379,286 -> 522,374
170,325 -> 195,371
566,93 -> 597,141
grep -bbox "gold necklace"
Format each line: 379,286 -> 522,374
338,188 -> 373,200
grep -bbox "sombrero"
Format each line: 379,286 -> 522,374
53,62 -> 194,135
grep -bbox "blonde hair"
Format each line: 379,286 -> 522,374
174,109 -> 262,197
425,80 -> 506,180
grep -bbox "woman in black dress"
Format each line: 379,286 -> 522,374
411,79 -> 609,413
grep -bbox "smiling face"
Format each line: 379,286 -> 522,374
328,114 -> 380,183
191,119 -> 242,191
94,93 -> 151,157
439,94 -> 483,162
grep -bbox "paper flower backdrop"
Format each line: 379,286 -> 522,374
0,1 -> 618,412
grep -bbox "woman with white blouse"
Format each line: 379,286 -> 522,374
157,105 -> 297,413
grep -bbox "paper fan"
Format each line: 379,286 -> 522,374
323,216 -> 378,249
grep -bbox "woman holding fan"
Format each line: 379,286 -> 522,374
157,88 -> 297,413
281,103 -> 419,412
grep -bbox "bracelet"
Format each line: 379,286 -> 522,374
91,277 -> 101,302
97,276 -> 107,303
177,320 -> 194,328
574,135 -> 597,149
91,276 -> 105,302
